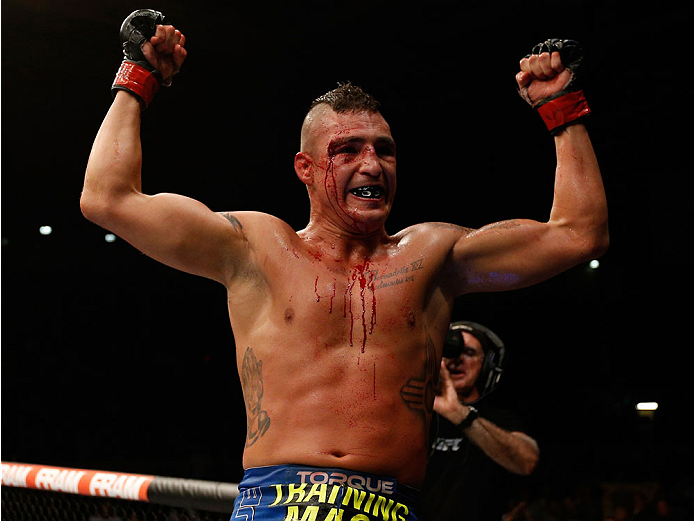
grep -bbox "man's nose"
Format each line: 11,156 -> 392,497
358,147 -> 382,176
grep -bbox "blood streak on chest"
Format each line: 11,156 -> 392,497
313,261 -> 378,352
343,259 -> 377,353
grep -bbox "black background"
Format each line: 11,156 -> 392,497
2,0 -> 689,500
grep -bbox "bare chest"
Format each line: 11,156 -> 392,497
269,251 -> 434,352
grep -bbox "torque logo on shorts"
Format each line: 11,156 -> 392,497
294,470 -> 395,495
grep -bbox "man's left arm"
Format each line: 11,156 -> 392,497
444,40 -> 608,295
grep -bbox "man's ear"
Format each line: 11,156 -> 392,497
294,152 -> 314,186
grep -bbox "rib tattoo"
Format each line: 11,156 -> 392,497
241,347 -> 271,447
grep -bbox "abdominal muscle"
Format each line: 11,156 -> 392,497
239,329 -> 433,489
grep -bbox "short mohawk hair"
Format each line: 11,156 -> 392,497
310,81 -> 381,113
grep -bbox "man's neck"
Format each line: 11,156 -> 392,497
298,220 -> 391,261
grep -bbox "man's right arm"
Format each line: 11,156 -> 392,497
434,362 -> 539,475
81,22 -> 248,285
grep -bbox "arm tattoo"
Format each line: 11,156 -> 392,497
241,347 -> 271,447
400,327 -> 439,449
220,212 -> 244,233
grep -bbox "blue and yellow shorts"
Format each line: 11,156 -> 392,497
230,464 -> 420,521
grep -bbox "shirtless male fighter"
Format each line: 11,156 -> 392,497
81,10 -> 608,521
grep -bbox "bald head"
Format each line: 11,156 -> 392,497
300,104 -> 330,155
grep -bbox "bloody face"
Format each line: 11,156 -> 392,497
302,108 -> 397,235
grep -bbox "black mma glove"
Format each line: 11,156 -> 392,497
519,38 -> 591,135
111,9 -> 169,109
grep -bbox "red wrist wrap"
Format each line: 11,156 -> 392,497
112,61 -> 160,109
536,90 -> 591,134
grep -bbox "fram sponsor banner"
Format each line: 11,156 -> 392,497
1,462 -> 154,501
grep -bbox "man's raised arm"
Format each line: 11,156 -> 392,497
81,10 -> 247,284
446,39 -> 609,295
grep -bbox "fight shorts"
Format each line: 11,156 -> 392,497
229,464 -> 420,521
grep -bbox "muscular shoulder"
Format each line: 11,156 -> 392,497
218,211 -> 296,243
385,222 -> 476,284
394,222 -> 475,250
394,223 -> 477,293
215,211 -> 298,283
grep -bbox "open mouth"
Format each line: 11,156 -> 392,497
446,362 -> 465,375
349,186 -> 384,199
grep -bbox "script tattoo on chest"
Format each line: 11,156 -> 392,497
399,326 -> 438,448
241,347 -> 271,447
372,258 -> 424,290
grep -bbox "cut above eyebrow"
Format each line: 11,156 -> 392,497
328,136 -> 396,152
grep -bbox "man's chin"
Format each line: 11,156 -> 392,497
318,200 -> 391,236
355,203 -> 391,221
450,374 -> 471,389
